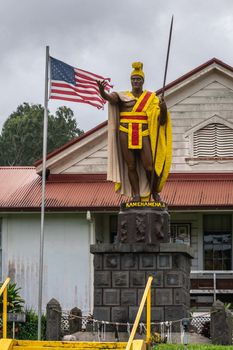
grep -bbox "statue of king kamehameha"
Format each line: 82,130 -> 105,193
97,62 -> 172,202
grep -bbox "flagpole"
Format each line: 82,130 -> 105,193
38,45 -> 49,340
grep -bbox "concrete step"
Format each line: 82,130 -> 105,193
65,331 -> 211,344
187,332 -> 211,344
167,332 -> 211,344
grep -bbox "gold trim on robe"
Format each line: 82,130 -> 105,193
107,90 -> 172,199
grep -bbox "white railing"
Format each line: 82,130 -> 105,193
190,270 -> 233,302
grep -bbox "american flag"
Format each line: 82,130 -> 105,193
49,57 -> 112,109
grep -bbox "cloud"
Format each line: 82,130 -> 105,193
1,0 -> 233,131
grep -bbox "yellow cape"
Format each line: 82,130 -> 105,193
107,91 -> 172,199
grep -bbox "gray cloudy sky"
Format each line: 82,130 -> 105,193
1,0 -> 233,132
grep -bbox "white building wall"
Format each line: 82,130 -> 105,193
2,213 -> 92,313
58,80 -> 233,175
66,145 -> 108,174
168,80 -> 233,172
170,212 -> 202,270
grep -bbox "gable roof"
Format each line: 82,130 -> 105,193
35,121 -> 108,174
35,57 -> 233,174
184,114 -> 233,137
34,121 -> 107,167
2,58 -> 233,212
1,168 -> 233,211
156,57 -> 233,96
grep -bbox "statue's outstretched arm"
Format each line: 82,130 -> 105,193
97,80 -> 119,105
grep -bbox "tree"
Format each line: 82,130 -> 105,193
0,103 -> 83,165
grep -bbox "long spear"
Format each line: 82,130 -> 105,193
149,15 -> 174,201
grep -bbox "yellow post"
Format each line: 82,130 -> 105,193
146,283 -> 151,343
0,277 -> 10,339
125,276 -> 153,350
3,287 -> 7,338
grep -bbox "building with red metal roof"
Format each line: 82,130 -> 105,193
1,58 -> 233,313
1,169 -> 233,211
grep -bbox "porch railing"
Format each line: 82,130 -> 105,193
0,277 -> 11,338
191,270 -> 233,302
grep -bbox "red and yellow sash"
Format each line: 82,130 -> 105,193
119,91 -> 153,149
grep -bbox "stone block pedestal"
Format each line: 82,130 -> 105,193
91,202 -> 193,331
90,243 -> 193,331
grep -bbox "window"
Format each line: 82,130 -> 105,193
194,123 -> 233,157
203,214 -> 232,270
170,223 -> 191,245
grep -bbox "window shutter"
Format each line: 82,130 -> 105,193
193,123 -> 233,157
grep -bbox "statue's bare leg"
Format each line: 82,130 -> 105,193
140,136 -> 161,201
119,131 -> 140,201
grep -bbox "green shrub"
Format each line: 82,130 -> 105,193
16,309 -> 46,340
154,345 -> 233,349
200,320 -> 211,339
0,282 -> 25,313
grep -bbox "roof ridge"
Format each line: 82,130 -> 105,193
156,57 -> 233,95
34,120 -> 108,167
0,166 -> 36,169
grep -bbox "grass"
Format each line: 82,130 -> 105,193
154,345 -> 233,350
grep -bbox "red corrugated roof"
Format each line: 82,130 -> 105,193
1,168 -> 233,211
162,173 -> 233,210
0,168 -> 127,211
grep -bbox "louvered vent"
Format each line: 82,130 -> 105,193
193,123 -> 233,157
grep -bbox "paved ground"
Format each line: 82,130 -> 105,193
63,331 -> 211,344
